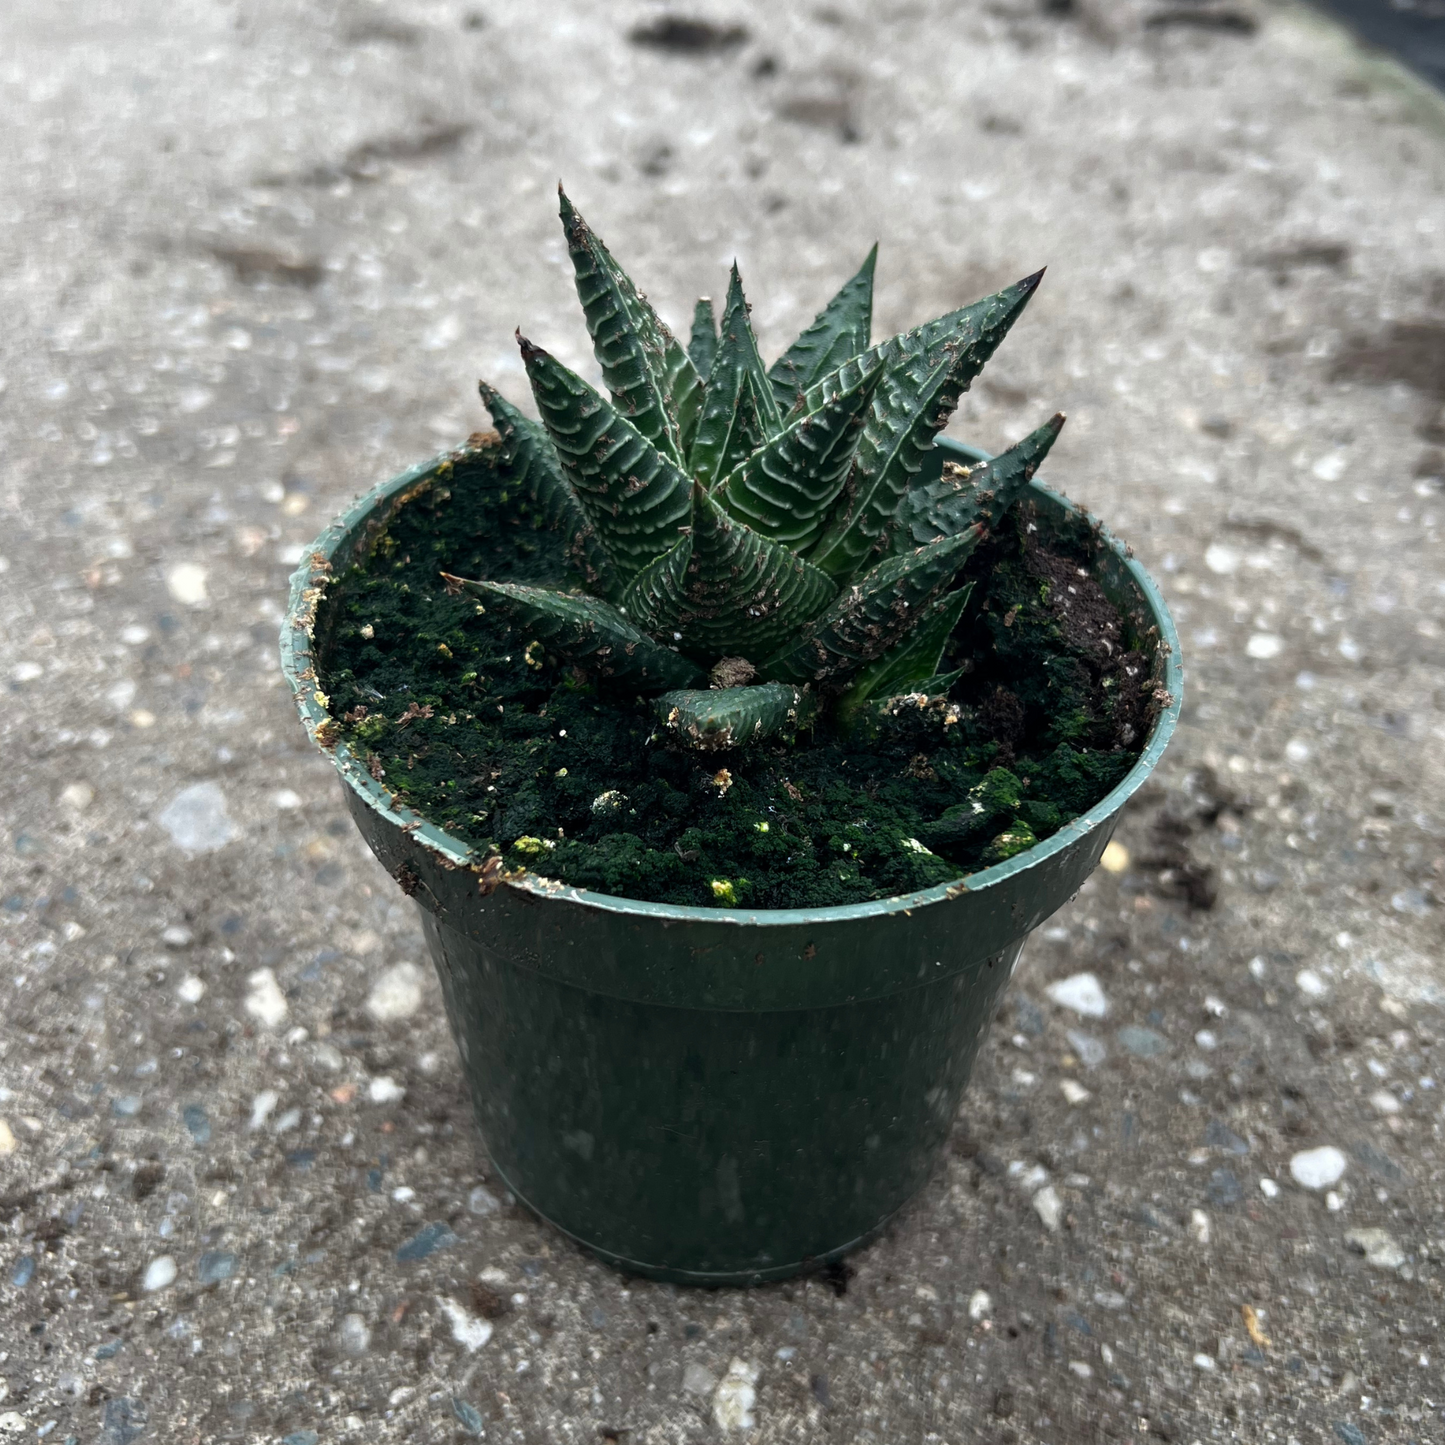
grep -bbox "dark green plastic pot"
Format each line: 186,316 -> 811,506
282,435 -> 1181,1285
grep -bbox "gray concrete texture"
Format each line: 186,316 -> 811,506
2,0 -> 1444,1440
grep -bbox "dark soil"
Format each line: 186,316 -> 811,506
314,438 -> 1159,908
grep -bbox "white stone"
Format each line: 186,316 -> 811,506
1100,841 -> 1129,873
1204,543 -> 1240,575
1290,1145 -> 1347,1190
165,561 -> 209,606
392,1186 -> 415,1202
438,1296 -> 494,1353
1033,1185 -> 1063,1232
1285,738 -> 1312,764
158,782 -> 239,855
365,961 -> 426,1023
1311,451 -> 1346,482
368,1076 -> 405,1104
244,968 -> 288,1028
1369,1090 -> 1401,1115
0,1413 -> 24,1434
1060,1079 -> 1091,1105
161,924 -> 193,948
143,1255 -> 177,1291
11,661 -> 43,684
339,1313 -> 370,1355
1068,1360 -> 1093,1378
249,1090 -> 279,1130
468,1185 -> 501,1216
1294,968 -> 1327,998
105,679 -> 137,711
60,781 -> 94,810
1193,1353 -> 1216,1371
177,976 -> 205,1004
0,1120 -> 14,1156
1044,972 -> 1108,1019
120,624 -> 150,645
1189,1209 -> 1211,1245
682,1363 -> 717,1398
271,788 -> 302,810
967,1289 -> 992,1321
712,1359 -> 759,1432
1326,1191 -> 1344,1212
1194,1030 -> 1217,1050
1246,633 -> 1283,660
1344,1227 -> 1405,1270
1259,1178 -> 1280,1199
273,1108 -> 301,1134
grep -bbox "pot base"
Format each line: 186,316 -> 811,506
490,1156 -> 902,1287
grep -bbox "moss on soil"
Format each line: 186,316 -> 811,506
315,440 -> 1155,908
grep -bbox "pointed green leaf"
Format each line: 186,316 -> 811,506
767,244 -> 876,413
890,414 -> 1065,554
833,584 -> 972,726
445,576 -> 704,691
559,188 -> 694,464
715,353 -> 882,551
806,270 -> 1045,579
656,683 -> 819,752
477,381 -> 615,594
762,524 -> 983,686
519,335 -> 692,588
688,265 -> 783,486
688,297 -> 718,380
622,483 -> 837,661
664,326 -> 705,459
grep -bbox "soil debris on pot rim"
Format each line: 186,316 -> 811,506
313,440 -> 1159,909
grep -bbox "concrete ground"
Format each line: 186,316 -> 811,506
3,0 -> 1445,1441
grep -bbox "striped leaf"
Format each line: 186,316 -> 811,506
446,576 -> 704,691
622,482 -> 837,661
688,297 -> 718,380
656,682 -> 819,752
477,381 -> 615,595
715,352 -> 882,552
768,244 -> 876,414
688,265 -> 783,487
890,414 -> 1065,554
519,335 -> 692,585
806,270 -> 1045,580
762,524 -> 983,686
559,188 -> 699,464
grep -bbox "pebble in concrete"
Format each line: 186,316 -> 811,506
438,1297 -> 493,1352
1033,1186 -> 1063,1232
1290,1146 -> 1348,1191
1044,973 -> 1108,1019
1344,1228 -> 1405,1270
157,782 -> 239,855
165,562 -> 209,605
197,1252 -> 236,1285
365,962 -> 425,1023
244,969 -> 288,1028
1118,1026 -> 1169,1058
142,1256 -> 176,1292
339,1314 -> 370,1355
712,1359 -> 760,1432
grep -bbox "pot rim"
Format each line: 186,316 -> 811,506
282,435 -> 1181,928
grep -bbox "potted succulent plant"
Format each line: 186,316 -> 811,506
282,191 -> 1180,1285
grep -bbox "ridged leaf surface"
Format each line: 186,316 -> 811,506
519,336 -> 692,585
807,271 -> 1044,580
890,414 -> 1065,554
559,189 -> 697,464
448,576 -> 703,691
687,298 -> 718,381
715,352 -> 882,551
656,683 -> 819,752
688,265 -> 783,487
477,381 -> 614,595
622,483 -> 837,661
768,244 -> 876,414
762,524 -> 983,685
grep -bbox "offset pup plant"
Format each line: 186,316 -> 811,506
450,188 -> 1063,752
